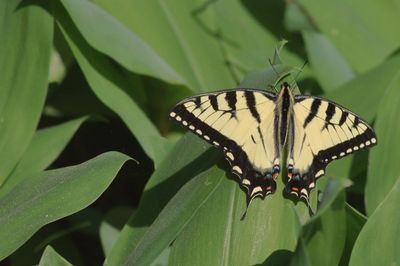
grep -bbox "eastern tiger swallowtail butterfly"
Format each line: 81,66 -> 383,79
169,82 -> 377,216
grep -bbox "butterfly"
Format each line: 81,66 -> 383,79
169,82 -> 377,216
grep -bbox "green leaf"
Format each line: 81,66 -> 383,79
300,0 -> 400,73
366,70 -> 400,214
94,0 -> 236,92
302,31 -> 355,91
0,117 -> 87,198
349,177 -> 400,266
39,246 -> 72,266
0,0 -> 53,185
59,0 -> 186,86
290,179 -> 348,266
285,2 -> 354,92
213,0 -> 305,74
125,166 -> 225,266
0,152 -> 131,260
53,1 -> 172,166
169,174 -> 303,265
105,134 -> 220,265
284,2 -> 314,32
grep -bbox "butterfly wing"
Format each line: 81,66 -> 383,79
170,89 -> 281,203
287,96 -> 377,200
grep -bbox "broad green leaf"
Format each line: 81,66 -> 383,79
169,174 -> 302,266
0,117 -> 87,198
290,179 -> 348,266
339,204 -> 366,266
94,0 -> 236,92
59,0 -> 186,86
125,166 -> 225,266
105,134 -> 220,265
54,1 -> 172,166
213,0 -> 305,75
39,246 -> 72,266
284,2 -> 314,32
366,71 -> 400,214
302,31 -> 355,91
0,0 -> 53,185
300,0 -> 400,73
322,54 -> 400,180
285,2 -> 354,92
349,177 -> 400,266
0,152 -> 131,260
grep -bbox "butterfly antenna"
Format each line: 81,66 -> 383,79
290,60 -> 308,92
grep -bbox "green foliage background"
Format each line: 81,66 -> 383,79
0,0 -> 399,265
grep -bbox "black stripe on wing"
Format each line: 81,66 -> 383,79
303,99 -> 321,128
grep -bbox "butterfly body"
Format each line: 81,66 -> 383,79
170,82 -> 377,209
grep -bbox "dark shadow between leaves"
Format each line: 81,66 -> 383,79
254,249 -> 294,266
296,77 -> 323,96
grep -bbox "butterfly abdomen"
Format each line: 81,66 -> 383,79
277,83 -> 294,147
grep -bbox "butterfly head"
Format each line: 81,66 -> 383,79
281,82 -> 290,90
